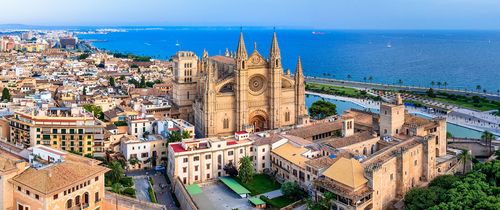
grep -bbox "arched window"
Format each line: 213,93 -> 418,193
83,192 -> 89,204
66,199 -> 73,209
363,147 -> 367,155
223,118 -> 229,129
242,61 -> 246,69
371,145 -> 375,154
275,59 -> 279,67
75,195 -> 80,205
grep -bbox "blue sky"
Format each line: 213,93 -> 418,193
2,0 -> 500,29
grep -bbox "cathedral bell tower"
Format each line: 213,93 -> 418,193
235,31 -> 249,131
269,31 -> 282,128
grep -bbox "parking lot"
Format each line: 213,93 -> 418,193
194,182 -> 257,210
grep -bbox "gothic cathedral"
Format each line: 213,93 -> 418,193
172,32 -> 309,137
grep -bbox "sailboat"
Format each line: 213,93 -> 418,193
175,40 -> 180,47
386,42 -> 392,48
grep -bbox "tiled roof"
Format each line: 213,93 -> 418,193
272,143 -> 309,168
323,131 -> 376,148
322,157 -> 367,189
287,121 -> 342,139
10,154 -> 109,195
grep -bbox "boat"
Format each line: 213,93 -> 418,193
386,42 -> 392,48
312,31 -> 325,35
175,40 -> 180,47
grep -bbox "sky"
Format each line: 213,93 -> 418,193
1,0 -> 500,29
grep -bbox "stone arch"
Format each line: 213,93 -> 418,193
219,82 -> 235,93
248,109 -> 269,132
83,192 -> 90,205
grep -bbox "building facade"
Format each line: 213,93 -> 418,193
8,107 -> 106,157
171,32 -> 309,137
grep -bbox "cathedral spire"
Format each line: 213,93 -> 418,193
253,42 -> 258,52
269,31 -> 281,58
295,56 -> 303,78
269,31 -> 281,68
236,31 -> 248,59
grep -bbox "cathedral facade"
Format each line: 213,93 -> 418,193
172,32 -> 309,137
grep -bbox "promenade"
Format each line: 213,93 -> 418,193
305,76 -> 500,101
307,91 -> 500,138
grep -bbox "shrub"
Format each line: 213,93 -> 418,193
148,186 -> 157,203
122,187 -> 136,197
120,177 -> 134,187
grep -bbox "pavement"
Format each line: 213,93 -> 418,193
305,76 -> 500,101
151,172 -> 179,209
257,189 -> 283,199
199,183 -> 256,210
132,176 -> 152,202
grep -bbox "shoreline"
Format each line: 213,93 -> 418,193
306,91 -> 500,138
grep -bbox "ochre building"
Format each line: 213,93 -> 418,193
172,32 -> 309,137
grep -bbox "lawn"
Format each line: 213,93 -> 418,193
306,82 -> 381,101
260,195 -> 299,209
431,96 -> 499,111
235,174 -> 281,195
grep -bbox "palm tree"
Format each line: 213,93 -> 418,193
458,149 -> 472,174
431,81 -> 435,87
368,76 -> 373,83
112,183 -> 124,210
443,82 -> 448,89
398,79 -> 403,85
437,82 -> 442,89
109,161 -> 124,183
347,75 -> 352,80
481,131 -> 495,155
496,89 -> 500,96
476,85 -> 481,92
363,77 -> 367,82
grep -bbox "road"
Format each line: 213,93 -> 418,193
305,76 -> 500,101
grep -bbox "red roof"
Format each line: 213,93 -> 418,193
170,144 -> 186,153
168,127 -> 180,131
235,131 -> 248,135
226,141 -> 238,146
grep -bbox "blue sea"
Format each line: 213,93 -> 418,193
78,27 -> 500,91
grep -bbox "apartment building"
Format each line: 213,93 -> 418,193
8,106 -> 106,157
167,132 -> 254,185
120,134 -> 168,169
7,145 -> 109,210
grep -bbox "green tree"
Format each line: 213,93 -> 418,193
404,187 -> 444,210
128,157 -> 140,168
238,156 -> 254,184
428,175 -> 460,189
368,76 -> 373,83
426,88 -> 436,98
119,75 -> 126,80
481,131 -> 495,155
476,85 -> 482,92
347,74 -> 352,80
140,75 -> 146,88
111,183 -> 124,194
108,161 -> 124,184
182,130 -> 191,139
109,76 -> 116,87
1,87 -> 10,101
458,149 -> 472,174
78,53 -> 90,60
83,104 -> 104,120
306,192 -> 334,210
431,81 -> 435,86
309,100 -> 337,119
281,181 -> 302,199
167,131 -> 182,142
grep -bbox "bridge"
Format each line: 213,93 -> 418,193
305,76 -> 500,102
